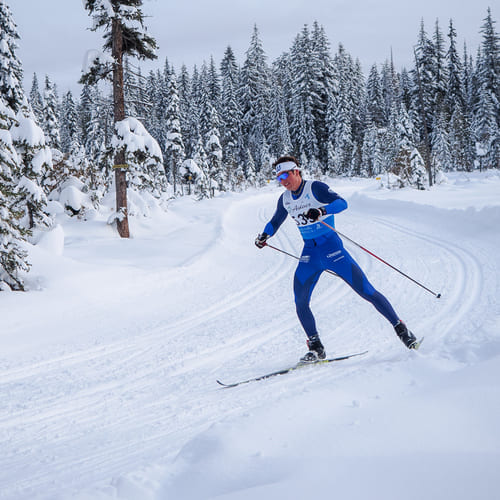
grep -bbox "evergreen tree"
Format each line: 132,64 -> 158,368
220,47 -> 243,179
0,0 -> 27,114
123,57 -> 138,117
289,26 -> 319,162
432,19 -> 448,115
164,73 -> 185,193
0,100 -> 29,290
81,0 -> 158,237
476,8 -> 500,168
204,103 -> 223,193
10,113 -> 53,230
478,8 -> 500,126
42,75 -> 61,150
366,64 -> 385,127
310,21 -> 336,164
445,19 -> 465,117
60,90 -> 80,153
267,75 -> 292,158
432,110 -> 452,171
380,53 -> 399,118
177,64 -> 194,156
240,25 -> 271,170
207,56 -> 221,112
29,73 -> 44,125
411,20 -> 436,140
78,82 -> 93,149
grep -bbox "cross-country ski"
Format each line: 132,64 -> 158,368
217,351 -> 369,388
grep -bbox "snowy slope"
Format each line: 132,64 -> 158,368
1,171 -> 499,500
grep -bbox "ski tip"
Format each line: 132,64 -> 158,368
411,337 -> 424,350
216,380 -> 236,388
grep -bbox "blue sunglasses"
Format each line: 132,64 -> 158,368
277,172 -> 290,181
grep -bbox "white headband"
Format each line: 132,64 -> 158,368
275,161 -> 297,176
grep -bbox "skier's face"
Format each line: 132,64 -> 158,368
277,169 -> 302,191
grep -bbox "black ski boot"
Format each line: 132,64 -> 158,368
394,321 -> 418,349
300,335 -> 326,363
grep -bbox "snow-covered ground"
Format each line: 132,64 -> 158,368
1,171 -> 499,500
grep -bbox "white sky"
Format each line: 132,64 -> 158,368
9,0 -> 496,97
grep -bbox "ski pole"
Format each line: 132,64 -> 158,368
319,220 -> 441,298
265,243 -> 338,277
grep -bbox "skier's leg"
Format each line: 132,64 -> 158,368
325,248 -> 399,326
293,258 -> 323,339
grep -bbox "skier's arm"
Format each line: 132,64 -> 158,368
262,194 -> 287,237
311,181 -> 347,214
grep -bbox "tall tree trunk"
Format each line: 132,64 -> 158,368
112,17 -> 130,238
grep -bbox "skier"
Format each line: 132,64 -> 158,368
255,155 -> 418,363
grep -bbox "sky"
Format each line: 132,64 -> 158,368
8,0 -> 497,97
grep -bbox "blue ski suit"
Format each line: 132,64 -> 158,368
262,179 -> 400,339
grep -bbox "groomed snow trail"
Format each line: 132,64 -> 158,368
1,175 -> 499,500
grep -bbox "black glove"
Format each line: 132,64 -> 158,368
304,206 -> 326,222
255,233 -> 269,249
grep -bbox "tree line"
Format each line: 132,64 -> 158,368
1,0 -> 499,289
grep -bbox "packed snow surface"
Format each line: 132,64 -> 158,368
1,171 -> 499,500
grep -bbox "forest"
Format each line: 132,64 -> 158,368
0,0 -> 499,290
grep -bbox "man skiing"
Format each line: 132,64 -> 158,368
255,155 -> 418,363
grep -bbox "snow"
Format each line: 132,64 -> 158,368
1,171 -> 500,500
9,114 -> 46,147
81,49 -> 114,75
113,117 -> 163,161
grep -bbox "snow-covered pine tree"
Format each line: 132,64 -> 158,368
411,21 -> 435,148
240,25 -> 271,171
432,109 -> 452,172
0,99 -> 30,290
177,64 -> 195,157
179,158 -> 205,195
0,0 -> 27,115
60,90 -> 80,154
289,26 -> 318,162
123,57 -> 138,117
310,22 -> 336,166
1,0 -> 53,234
366,64 -> 386,128
185,66 -> 203,159
29,73 -> 44,125
380,53 -> 399,120
78,82 -> 93,149
360,120 -> 379,177
111,117 -> 165,201
143,70 -> 165,157
207,56 -> 221,114
81,0 -> 158,237
42,75 -> 61,150
164,73 -> 185,194
220,46 -> 244,181
327,45 -> 357,175
192,137 -> 210,199
267,74 -> 292,159
445,20 -> 469,171
10,113 -> 53,230
198,62 -> 214,141
475,8 -> 500,169
205,103 -> 223,194
431,19 -> 448,118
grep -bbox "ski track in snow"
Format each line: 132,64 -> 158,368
1,177 -> 499,499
